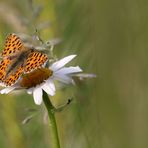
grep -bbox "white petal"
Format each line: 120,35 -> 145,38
74,73 -> 97,80
0,82 -> 6,87
54,74 -> 72,84
0,87 -> 16,94
42,83 -> 55,96
55,66 -> 82,75
27,88 -> 33,94
50,55 -> 77,71
46,79 -> 55,92
33,87 -> 43,105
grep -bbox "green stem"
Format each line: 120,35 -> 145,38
43,91 -> 61,148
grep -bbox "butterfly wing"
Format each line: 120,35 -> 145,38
24,52 -> 48,73
3,66 -> 24,86
0,58 -> 11,82
0,33 -> 25,86
2,33 -> 24,57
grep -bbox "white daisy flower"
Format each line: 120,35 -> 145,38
0,55 -> 82,105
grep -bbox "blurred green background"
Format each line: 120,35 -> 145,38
0,0 -> 148,148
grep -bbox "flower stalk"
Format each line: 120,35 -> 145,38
43,91 -> 61,148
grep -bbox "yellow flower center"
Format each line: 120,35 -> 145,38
20,68 -> 53,88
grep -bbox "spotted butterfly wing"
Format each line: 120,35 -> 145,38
0,58 -> 11,82
24,51 -> 48,73
2,33 -> 23,57
0,34 -> 24,86
3,66 -> 24,86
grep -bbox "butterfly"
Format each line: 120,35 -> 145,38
0,33 -> 48,86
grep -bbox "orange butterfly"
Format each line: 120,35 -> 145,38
0,33 -> 48,86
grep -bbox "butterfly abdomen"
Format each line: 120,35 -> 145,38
6,49 -> 33,77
